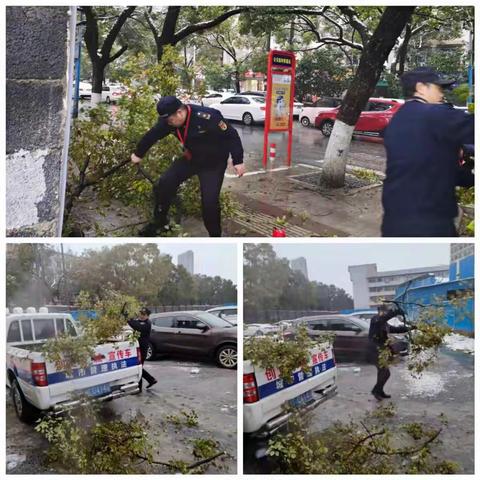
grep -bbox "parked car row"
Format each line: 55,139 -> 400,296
204,90 -> 303,125
75,81 -> 128,104
297,96 -> 410,143
288,313 -> 409,361
243,311 -> 409,362
314,98 -> 405,138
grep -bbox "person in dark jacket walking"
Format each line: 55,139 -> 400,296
368,304 -> 414,401
131,96 -> 245,237
382,67 -> 474,237
128,307 -> 157,389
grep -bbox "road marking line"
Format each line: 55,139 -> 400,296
297,163 -> 322,170
225,166 -> 291,178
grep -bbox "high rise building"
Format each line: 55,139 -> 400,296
290,257 -> 308,280
178,250 -> 194,275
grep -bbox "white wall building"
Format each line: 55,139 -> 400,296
348,263 -> 449,309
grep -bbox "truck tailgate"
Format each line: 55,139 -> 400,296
244,345 -> 337,435
45,342 -> 141,410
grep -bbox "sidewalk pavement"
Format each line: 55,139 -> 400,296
224,163 -> 384,237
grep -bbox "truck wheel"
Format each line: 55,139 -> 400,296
11,379 -> 39,424
216,345 -> 237,369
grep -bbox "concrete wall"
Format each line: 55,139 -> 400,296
6,7 -> 72,236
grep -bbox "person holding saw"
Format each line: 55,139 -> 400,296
131,96 -> 245,237
368,303 -> 416,401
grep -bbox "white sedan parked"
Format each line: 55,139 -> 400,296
210,95 -> 266,125
244,323 -> 281,337
201,91 -> 234,107
299,97 -> 342,127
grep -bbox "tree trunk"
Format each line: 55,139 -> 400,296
396,24 -> 413,76
321,7 -> 415,188
234,65 -> 241,93
91,61 -> 104,105
83,6 -> 135,103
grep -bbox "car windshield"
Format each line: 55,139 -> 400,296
251,97 -> 265,104
196,312 -> 234,328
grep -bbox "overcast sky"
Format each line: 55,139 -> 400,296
270,243 -> 452,295
62,243 -> 238,284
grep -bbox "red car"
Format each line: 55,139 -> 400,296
314,98 -> 404,138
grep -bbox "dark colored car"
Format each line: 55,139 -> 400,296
291,314 -> 408,361
238,90 -> 266,97
314,98 -> 404,138
148,311 -> 237,369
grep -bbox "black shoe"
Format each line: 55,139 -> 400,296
146,380 -> 157,389
380,391 -> 391,399
138,221 -> 169,237
138,222 -> 160,237
371,389 -> 384,401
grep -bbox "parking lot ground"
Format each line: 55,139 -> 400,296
245,347 -> 474,474
6,359 -> 237,474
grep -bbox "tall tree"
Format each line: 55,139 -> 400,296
140,6 -> 249,62
321,7 -> 415,187
199,18 -> 267,92
82,6 -> 136,104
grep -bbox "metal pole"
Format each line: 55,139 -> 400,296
467,29 -> 474,106
56,6 -> 77,237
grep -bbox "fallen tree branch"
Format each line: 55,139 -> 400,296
136,451 -> 226,470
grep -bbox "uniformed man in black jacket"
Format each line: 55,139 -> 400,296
128,307 -> 157,389
382,67 -> 474,237
131,96 -> 245,237
368,304 -> 414,401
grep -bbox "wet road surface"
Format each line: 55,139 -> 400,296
7,359 -> 237,474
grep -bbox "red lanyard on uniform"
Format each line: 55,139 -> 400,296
176,105 -> 192,146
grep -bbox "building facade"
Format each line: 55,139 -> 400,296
348,263 -> 449,309
178,250 -> 194,275
290,257 -> 308,279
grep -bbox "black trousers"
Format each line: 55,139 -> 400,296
382,215 -> 457,237
373,364 -> 391,394
153,156 -> 228,237
368,342 -> 391,394
140,349 -> 155,387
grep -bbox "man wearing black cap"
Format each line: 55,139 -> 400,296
128,307 -> 157,389
368,304 -> 413,401
382,66 -> 474,237
131,96 -> 245,237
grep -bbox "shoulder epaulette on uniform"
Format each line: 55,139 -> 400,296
197,111 -> 211,120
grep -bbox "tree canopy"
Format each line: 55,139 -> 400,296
7,244 -> 237,308
243,244 -> 353,320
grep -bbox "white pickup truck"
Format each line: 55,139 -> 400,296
6,312 -> 142,423
244,342 -> 337,438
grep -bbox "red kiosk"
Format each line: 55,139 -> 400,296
263,49 -> 296,169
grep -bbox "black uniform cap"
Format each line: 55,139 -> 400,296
140,307 -> 151,316
401,67 -> 456,90
156,96 -> 183,118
